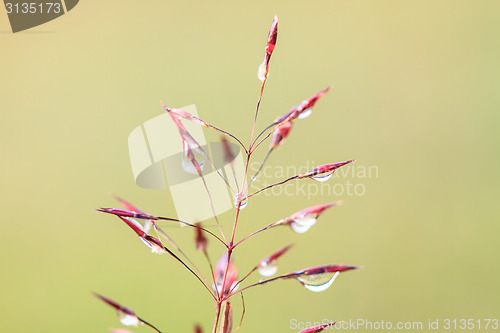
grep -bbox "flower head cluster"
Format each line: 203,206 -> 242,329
94,16 -> 359,333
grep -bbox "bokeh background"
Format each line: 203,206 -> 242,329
1,1 -> 499,332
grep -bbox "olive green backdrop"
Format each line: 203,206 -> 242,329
1,1 -> 499,332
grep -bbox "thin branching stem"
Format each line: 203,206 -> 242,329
247,146 -> 274,190
155,216 -> 227,247
212,302 -> 222,333
251,121 -> 278,148
161,244 -> 217,300
192,138 -> 236,195
219,201 -> 241,304
234,293 -> 246,332
228,266 -> 257,295
203,249 -> 219,300
247,175 -> 299,199
205,123 -> 248,155
249,82 -> 266,151
139,316 -> 164,333
155,225 -> 213,290
200,175 -> 228,243
225,273 -> 300,300
250,124 -> 278,153
233,222 -> 278,248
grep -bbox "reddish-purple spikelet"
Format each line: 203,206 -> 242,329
298,160 -> 356,179
215,253 -> 238,295
274,201 -> 341,227
298,322 -> 338,333
195,223 -> 208,252
292,202 -> 340,219
298,264 -> 359,275
276,87 -> 331,123
96,208 -> 156,220
114,196 -> 145,214
266,16 -> 278,55
116,216 -> 147,237
94,293 -> 136,316
258,16 -> 278,82
194,324 -> 203,333
94,293 -> 140,327
268,87 -> 331,149
267,244 -> 293,262
221,137 -> 235,163
116,216 -> 165,254
290,86 -> 331,120
270,120 -> 293,148
162,103 -> 208,127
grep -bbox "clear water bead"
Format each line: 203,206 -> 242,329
117,311 -> 139,326
233,193 -> 248,210
290,215 -> 317,234
298,108 -> 312,119
311,172 -> 334,182
258,260 -> 278,277
297,271 -> 340,292
257,61 -> 268,82
181,143 -> 205,175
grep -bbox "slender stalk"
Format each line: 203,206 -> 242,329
233,222 -> 278,248
247,146 -> 273,189
225,273 -> 300,300
204,123 -> 248,155
234,293 -> 246,332
250,125 -> 277,153
251,121 -> 278,148
203,249 -> 219,300
161,243 -> 216,300
200,175 -> 228,243
212,302 -> 222,333
228,266 -> 257,295
247,175 -> 299,199
155,216 -> 226,247
219,201 -> 241,305
195,140 -> 236,195
139,316 -> 164,333
249,82 -> 266,151
155,225 -> 213,291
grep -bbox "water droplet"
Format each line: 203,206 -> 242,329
129,218 -> 143,231
298,108 -> 312,119
128,218 -> 152,233
297,271 -> 340,292
230,282 -> 239,292
182,143 -> 205,175
257,61 -> 268,82
117,311 -> 139,326
258,260 -> 278,277
214,283 -> 223,294
213,282 -> 239,294
139,237 -> 165,254
290,215 -> 317,234
143,220 -> 152,233
311,172 -> 334,182
233,193 -> 248,210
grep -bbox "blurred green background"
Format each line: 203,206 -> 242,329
1,1 -> 499,332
